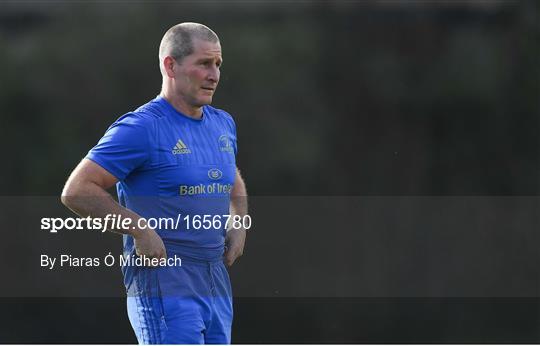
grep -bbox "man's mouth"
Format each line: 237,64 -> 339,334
201,87 -> 215,91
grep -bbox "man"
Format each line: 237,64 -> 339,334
61,22 -> 247,344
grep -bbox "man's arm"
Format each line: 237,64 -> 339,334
61,158 -> 166,259
224,167 -> 248,266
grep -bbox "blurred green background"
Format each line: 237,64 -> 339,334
0,0 -> 538,343
1,0 -> 538,196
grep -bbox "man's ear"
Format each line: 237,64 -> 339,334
163,56 -> 176,78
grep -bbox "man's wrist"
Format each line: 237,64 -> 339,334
228,227 -> 247,235
130,221 -> 150,239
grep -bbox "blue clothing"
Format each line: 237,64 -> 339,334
127,259 -> 233,344
86,96 -> 237,344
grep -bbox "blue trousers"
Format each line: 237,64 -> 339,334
126,259 -> 233,344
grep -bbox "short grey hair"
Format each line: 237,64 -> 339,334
159,22 -> 220,64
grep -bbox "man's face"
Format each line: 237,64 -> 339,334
173,39 -> 222,108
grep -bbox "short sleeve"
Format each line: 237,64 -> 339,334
225,112 -> 238,156
232,121 -> 238,156
85,115 -> 150,181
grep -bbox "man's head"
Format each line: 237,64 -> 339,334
159,23 -> 222,114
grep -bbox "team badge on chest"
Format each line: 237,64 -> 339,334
219,135 -> 233,153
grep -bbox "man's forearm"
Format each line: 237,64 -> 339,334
230,171 -> 248,218
61,181 -> 147,237
224,169 -> 248,266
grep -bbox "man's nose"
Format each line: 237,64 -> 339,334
207,67 -> 220,82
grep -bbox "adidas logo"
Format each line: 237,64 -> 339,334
172,139 -> 191,154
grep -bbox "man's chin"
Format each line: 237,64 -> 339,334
198,97 -> 213,106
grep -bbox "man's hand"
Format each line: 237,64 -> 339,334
133,227 -> 167,261
224,228 -> 246,267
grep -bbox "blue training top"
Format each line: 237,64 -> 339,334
86,95 -> 237,266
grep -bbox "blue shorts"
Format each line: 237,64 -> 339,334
126,258 -> 233,344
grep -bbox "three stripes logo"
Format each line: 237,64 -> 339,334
172,139 -> 191,155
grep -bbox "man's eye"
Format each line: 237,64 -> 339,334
200,61 -> 221,68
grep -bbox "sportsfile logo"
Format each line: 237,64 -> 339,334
172,139 -> 191,154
